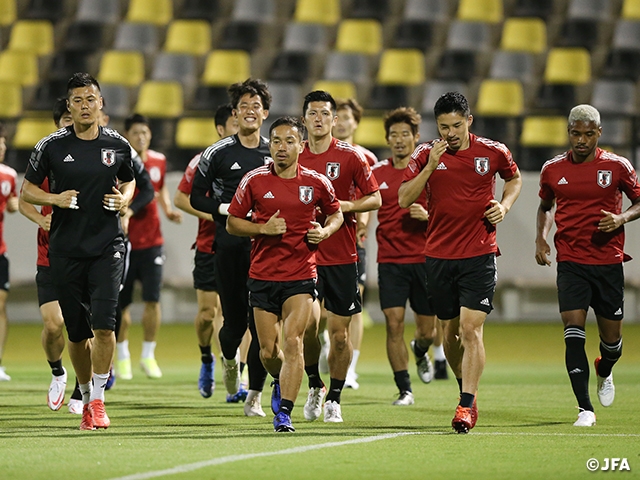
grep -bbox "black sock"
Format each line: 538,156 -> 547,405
240,362 -> 246,375
393,370 -> 412,393
459,392 -> 475,408
199,345 -> 213,363
48,359 -> 65,377
597,337 -> 622,378
279,399 -> 294,415
305,364 -> 324,389
456,377 -> 463,394
71,378 -> 82,400
413,339 -> 432,359
325,378 -> 345,403
564,325 -> 593,411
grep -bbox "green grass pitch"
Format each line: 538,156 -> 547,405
1,322 -> 639,479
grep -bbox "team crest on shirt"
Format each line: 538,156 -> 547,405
326,162 -> 340,180
1,181 -> 11,197
597,170 -> 612,188
474,157 -> 490,175
299,186 -> 314,204
149,166 -> 161,183
101,149 -> 116,167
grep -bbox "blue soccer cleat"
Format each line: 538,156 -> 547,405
226,387 -> 248,403
273,411 -> 295,432
271,379 -> 281,415
198,355 -> 216,398
105,366 -> 116,391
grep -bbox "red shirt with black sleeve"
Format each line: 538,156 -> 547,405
128,149 -> 165,250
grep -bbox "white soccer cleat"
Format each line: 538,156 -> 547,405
411,340 -> 433,384
323,400 -> 343,423
344,371 -> 360,390
140,358 -> 162,379
595,357 -> 615,407
0,366 -> 11,381
573,409 -> 596,427
222,355 -> 240,395
68,399 -> 83,415
392,391 -> 415,406
244,390 -> 266,417
116,358 -> 132,380
303,386 -> 327,421
47,367 -> 67,411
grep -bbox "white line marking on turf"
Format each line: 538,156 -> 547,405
109,432 -> 419,480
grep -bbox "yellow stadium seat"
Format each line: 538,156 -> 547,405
13,117 -> 56,149
354,116 -> 387,148
126,0 -> 172,25
0,82 -> 22,118
544,48 -> 591,85
500,17 -> 547,54
377,49 -> 425,86
312,80 -> 356,100
135,81 -> 183,118
8,20 -> 54,55
335,19 -> 382,55
0,0 -> 16,26
622,0 -> 640,19
294,0 -> 340,25
457,0 -> 503,23
98,51 -> 145,87
164,20 -> 211,55
175,118 -> 219,149
520,116 -> 567,147
0,51 -> 38,86
201,50 -> 251,86
475,80 -> 524,116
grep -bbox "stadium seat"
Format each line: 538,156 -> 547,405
113,23 -> 159,55
231,0 -> 275,23
282,23 -> 328,54
264,81 -> 301,116
489,51 -> 536,84
190,86 -> 229,112
377,49 -> 425,86
500,17 -> 546,54
446,21 -> 492,53
48,50 -> 94,81
476,80 -> 524,117
323,52 -> 370,84
544,48 -> 591,85
591,79 -> 636,115
367,85 -> 409,111
436,51 -> 476,81
418,118 -> 439,142
268,52 -> 310,83
535,85 -> 578,113
335,19 -> 382,55
0,0 -> 16,26
151,53 -> 198,91
178,0 -> 220,21
393,20 -> 434,50
457,0 -> 503,23
64,22 -> 110,52
599,117 -> 632,147
13,117 -> 56,149
100,84 -> 131,119
622,0 -> 640,19
25,0 -> 65,22
421,80 -> 468,113
567,0 -> 612,20
520,116 -> 567,147
0,51 -> 38,86
175,118 -> 219,149
612,20 -> 640,50
164,20 -> 211,56
350,0 -> 390,22
558,19 -> 599,51
512,0 -> 554,19
135,81 -> 184,118
0,82 -> 22,118
294,0 -> 340,25
219,21 -> 260,51
126,0 -> 172,25
98,51 -> 145,87
76,0 -> 120,24
8,20 -> 54,56
202,50 -> 251,86
29,79 -> 67,110
403,0 -> 448,22
602,49 -> 640,80
353,117 -> 387,148
312,80 -> 356,100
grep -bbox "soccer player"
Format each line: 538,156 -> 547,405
21,73 -> 135,430
116,113 -> 182,380
190,78 -> 270,416
398,92 -> 522,433
227,116 -> 343,432
0,123 -> 18,382
298,90 -> 381,423
372,107 -> 441,405
535,105 -> 640,427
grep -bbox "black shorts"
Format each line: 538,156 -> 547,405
317,263 -> 362,316
378,262 -> 435,315
36,265 -> 58,306
248,278 -> 317,316
119,245 -> 164,307
0,254 -> 8,291
425,254 -> 496,319
193,249 -> 217,292
557,261 -> 624,320
357,245 -> 367,286
50,242 -> 125,342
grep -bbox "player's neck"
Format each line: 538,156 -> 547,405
392,154 -> 410,169
571,148 -> 597,164
73,122 -> 99,141
237,129 -> 261,149
337,135 -> 354,144
308,134 -> 332,154
138,149 -> 148,162
275,162 -> 298,179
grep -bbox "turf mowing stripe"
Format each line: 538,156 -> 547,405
109,432 -> 419,480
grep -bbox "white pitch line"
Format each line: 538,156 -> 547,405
108,432 -> 419,480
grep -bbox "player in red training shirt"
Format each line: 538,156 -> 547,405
399,92 -> 522,433
298,90 -> 380,423
117,113 -> 183,380
0,122 -> 18,382
372,107 -> 446,406
536,105 -> 640,427
227,116 -> 343,432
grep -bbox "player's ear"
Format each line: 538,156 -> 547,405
467,115 -> 474,128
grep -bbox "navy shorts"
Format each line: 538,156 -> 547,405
248,278 -> 317,316
557,261 -> 624,320
378,262 -> 435,315
36,265 -> 58,306
193,249 -> 217,292
317,263 -> 362,317
119,245 -> 164,306
425,254 -> 496,320
0,254 -> 8,291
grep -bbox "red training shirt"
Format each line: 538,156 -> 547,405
128,149 -> 165,250
0,163 -> 17,256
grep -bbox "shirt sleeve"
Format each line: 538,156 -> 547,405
129,153 -> 154,214
538,166 -> 554,201
619,162 -> 640,202
177,155 -> 200,195
24,142 -> 51,186
351,150 -> 379,196
403,144 -> 429,183
228,172 -> 253,218
116,144 -> 135,183
495,144 -> 519,180
317,174 -> 340,216
191,150 -> 223,217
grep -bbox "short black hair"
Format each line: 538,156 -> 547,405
214,104 -> 234,128
269,116 -> 305,140
124,113 -> 150,132
384,107 -> 421,138
228,78 -> 271,111
335,98 -> 363,124
433,91 -> 470,119
52,97 -> 70,126
303,90 -> 337,116
67,72 -> 101,97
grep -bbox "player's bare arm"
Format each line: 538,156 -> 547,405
21,178 -> 79,209
18,197 -> 51,231
535,198 -> 555,266
159,184 -> 182,223
339,190 -> 381,213
484,168 -> 523,225
227,210 -> 287,237
398,141 -> 446,208
174,190 -> 213,222
599,197 -> 640,233
6,194 -> 17,212
307,209 -> 344,244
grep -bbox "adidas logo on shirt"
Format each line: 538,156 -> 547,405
379,181 -> 389,189
114,252 -> 121,259
263,191 -> 275,199
230,162 -> 241,170
480,298 -> 490,307
436,162 -> 447,170
63,154 -> 75,163
615,307 -> 622,315
558,177 -> 568,185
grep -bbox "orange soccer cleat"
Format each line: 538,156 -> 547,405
79,404 -> 95,431
89,399 -> 110,429
452,405 -> 473,434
